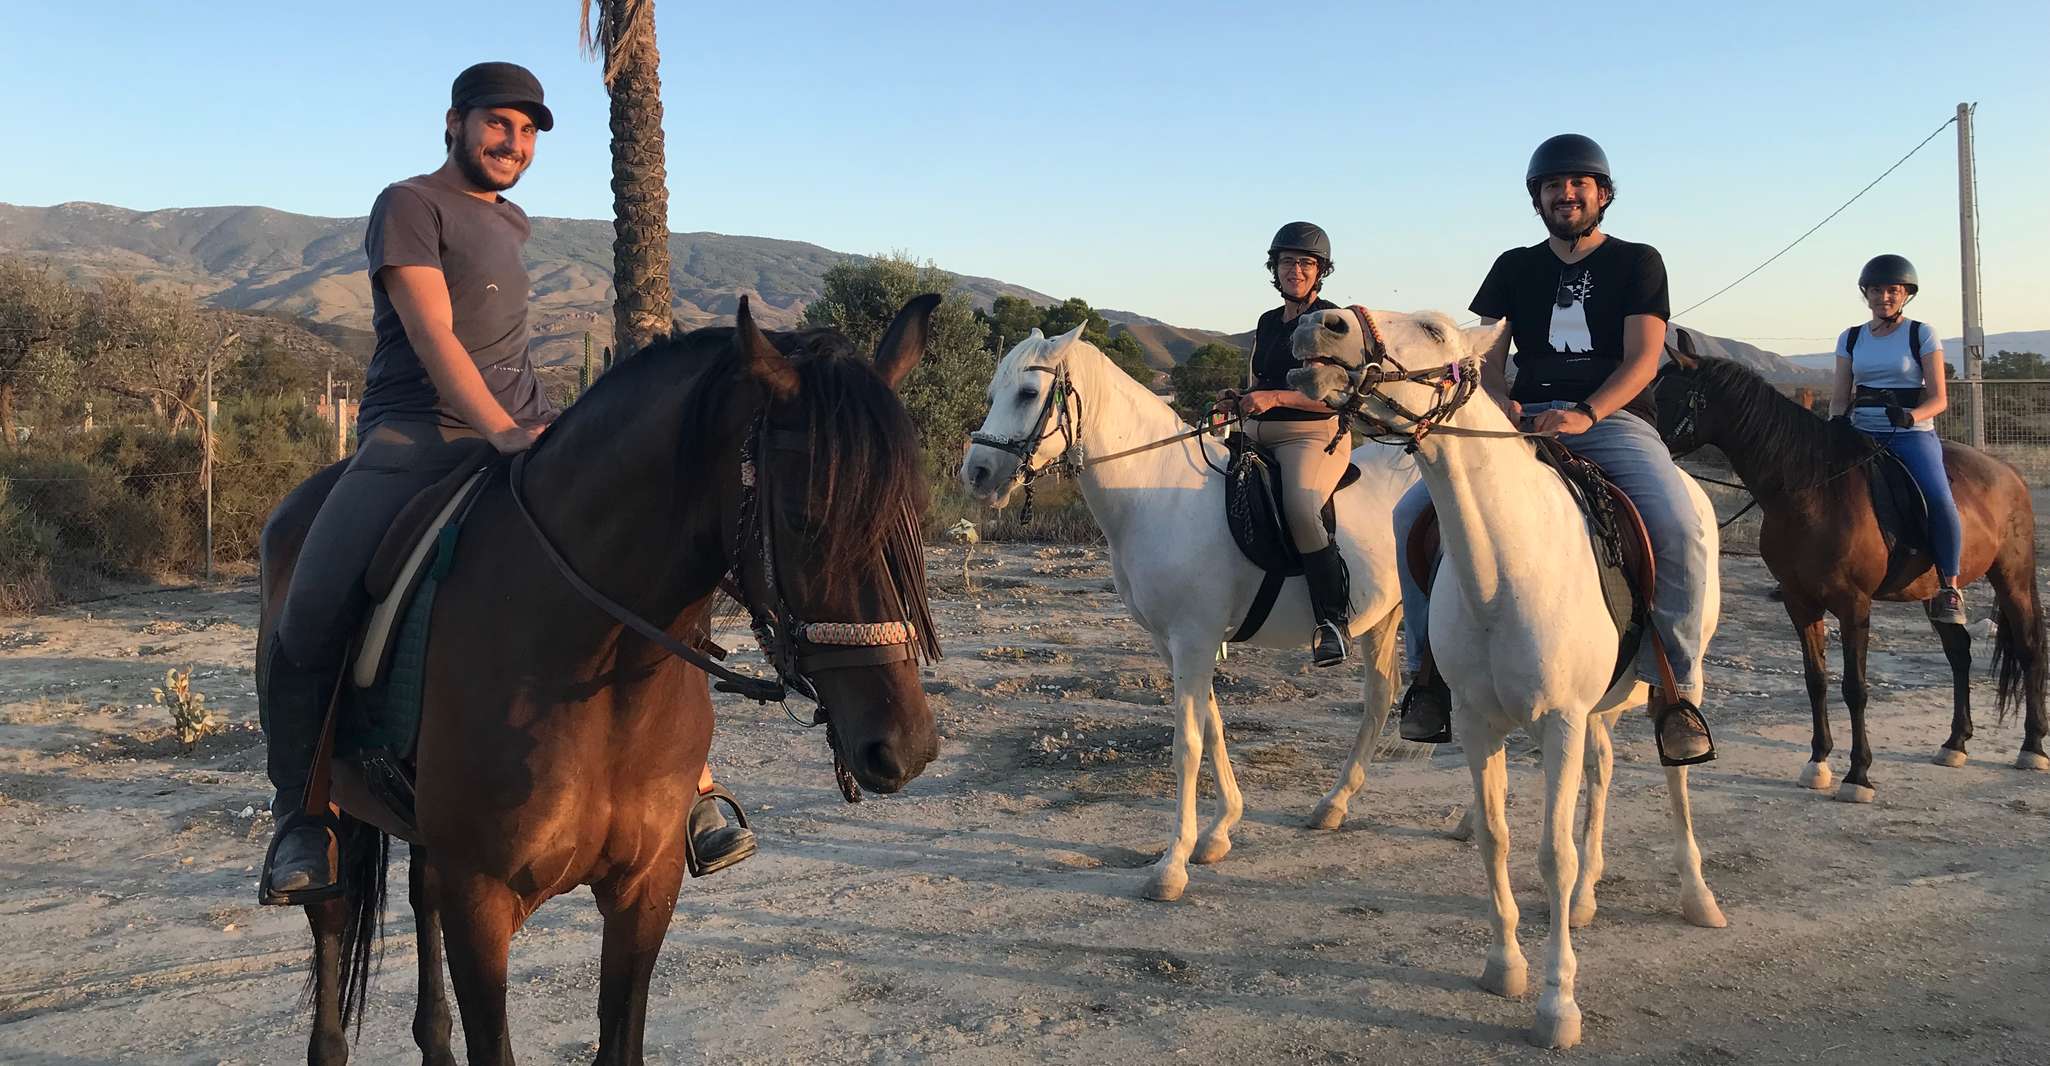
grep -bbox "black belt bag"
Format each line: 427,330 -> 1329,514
1852,386 -> 1922,409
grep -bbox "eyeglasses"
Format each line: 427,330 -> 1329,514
1277,256 -> 1322,273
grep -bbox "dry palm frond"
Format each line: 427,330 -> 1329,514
579,0 -> 659,88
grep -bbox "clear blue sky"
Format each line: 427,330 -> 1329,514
5,0 -> 2045,351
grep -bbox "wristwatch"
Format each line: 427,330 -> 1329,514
1570,401 -> 1599,423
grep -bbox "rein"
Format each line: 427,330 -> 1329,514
511,408 -> 936,804
1664,369 -> 1889,532
1318,305 -> 1539,450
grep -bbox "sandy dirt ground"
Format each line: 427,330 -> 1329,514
1,542 -> 2046,1065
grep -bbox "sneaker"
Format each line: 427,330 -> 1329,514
1398,671 -> 1453,744
1925,585 -> 1967,626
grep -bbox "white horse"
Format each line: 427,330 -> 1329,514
959,325 -> 1416,902
1291,308 -> 1726,1049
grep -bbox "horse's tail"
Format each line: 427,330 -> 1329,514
338,822 -> 391,1035
1990,532 -> 2047,728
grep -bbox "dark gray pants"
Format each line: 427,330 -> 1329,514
260,419 -> 483,802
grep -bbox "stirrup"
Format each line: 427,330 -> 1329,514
684,785 -> 757,879
258,808 -> 344,906
1312,622 -> 1348,667
1652,699 -> 1717,767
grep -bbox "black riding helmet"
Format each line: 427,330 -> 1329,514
1267,221 -> 1334,294
1858,254 -> 1919,294
1525,134 -> 1614,236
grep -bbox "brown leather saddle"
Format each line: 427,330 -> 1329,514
1405,439 -> 1673,695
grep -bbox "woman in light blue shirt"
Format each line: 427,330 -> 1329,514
1830,254 -> 1965,624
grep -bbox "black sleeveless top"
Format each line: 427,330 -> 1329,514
1249,298 -> 1339,421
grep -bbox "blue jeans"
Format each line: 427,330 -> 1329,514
1395,403 -> 1711,692
1860,425 -> 1963,579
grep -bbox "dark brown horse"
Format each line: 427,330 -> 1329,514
1656,350 -> 2046,801
257,296 -> 945,1064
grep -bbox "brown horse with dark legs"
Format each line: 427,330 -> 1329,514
1656,349 -> 2047,801
257,295 -> 945,1065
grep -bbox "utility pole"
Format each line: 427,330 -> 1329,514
325,364 -> 337,461
1956,102 -> 1985,448
203,350 -> 214,582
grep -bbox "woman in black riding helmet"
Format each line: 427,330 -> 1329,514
1830,253 -> 1967,624
1213,222 -> 1353,665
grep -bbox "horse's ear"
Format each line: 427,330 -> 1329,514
1666,326 -> 1701,369
872,293 -> 940,390
1461,318 -> 1508,359
1026,327 -> 1044,342
736,296 -> 798,400
1054,322 -> 1087,345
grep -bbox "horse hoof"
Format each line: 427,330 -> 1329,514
1798,761 -> 1834,791
2016,751 -> 2050,772
1479,958 -> 1527,999
1682,892 -> 1728,929
1569,898 -> 1597,928
1190,836 -> 1232,865
1306,800 -> 1345,831
1835,781 -> 1877,804
1141,867 -> 1187,902
1530,1006 -> 1583,1050
1531,1012 -> 1583,1050
1447,809 -> 1475,842
1933,747 -> 1967,768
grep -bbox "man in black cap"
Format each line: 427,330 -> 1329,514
257,63 -> 755,905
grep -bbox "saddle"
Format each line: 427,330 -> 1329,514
1222,431 -> 1360,642
1863,447 -> 1933,597
306,442 -> 497,843
1405,439 -> 1661,693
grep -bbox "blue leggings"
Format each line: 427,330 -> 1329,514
1873,428 -> 1964,579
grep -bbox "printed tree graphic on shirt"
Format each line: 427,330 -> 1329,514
1549,267 -> 1595,353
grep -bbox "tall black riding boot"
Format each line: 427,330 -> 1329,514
258,640 -> 343,904
1302,545 -> 1352,668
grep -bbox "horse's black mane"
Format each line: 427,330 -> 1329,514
1679,355 -> 1877,496
549,322 -> 928,591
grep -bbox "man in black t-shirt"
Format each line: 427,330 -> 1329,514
257,64 -> 754,905
1390,135 -> 1717,766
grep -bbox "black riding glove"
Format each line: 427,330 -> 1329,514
1886,405 -> 1914,429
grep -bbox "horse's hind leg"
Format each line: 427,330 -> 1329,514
1191,682 -> 1242,865
1933,621 -> 1973,767
1784,595 -> 1836,791
1309,609 -> 1401,831
1570,710 -> 1615,928
305,898 -> 351,1065
592,863 -> 686,1066
437,873 -> 522,1066
1985,544 -> 2050,769
1837,604 -> 1879,803
408,845 -> 457,1066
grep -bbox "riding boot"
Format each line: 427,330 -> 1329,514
685,785 -> 758,878
1398,658 -> 1454,744
1302,544 -> 1351,667
258,640 -> 343,904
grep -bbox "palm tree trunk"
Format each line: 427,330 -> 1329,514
586,0 -> 675,359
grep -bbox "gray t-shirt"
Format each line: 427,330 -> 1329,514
357,172 -> 553,430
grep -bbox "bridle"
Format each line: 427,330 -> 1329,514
511,409 -> 938,803
968,362 -> 1083,523
1313,305 -> 1492,451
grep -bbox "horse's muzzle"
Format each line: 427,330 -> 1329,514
958,445 -> 1021,508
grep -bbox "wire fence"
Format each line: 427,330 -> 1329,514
0,396 -> 351,612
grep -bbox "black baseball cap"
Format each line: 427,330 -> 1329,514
451,62 -> 554,131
